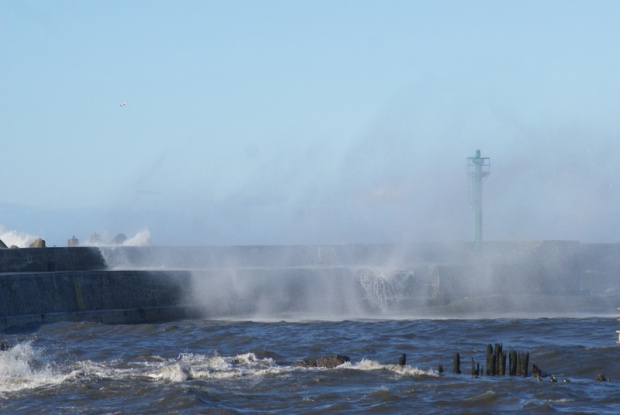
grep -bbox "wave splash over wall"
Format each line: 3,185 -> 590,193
189,267 -> 434,320
0,225 -> 40,248
97,244 -> 445,319
96,242 -> 620,320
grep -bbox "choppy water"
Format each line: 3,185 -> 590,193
1,317 -> 619,414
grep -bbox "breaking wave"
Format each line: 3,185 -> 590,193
0,345 -> 434,395
0,225 -> 40,248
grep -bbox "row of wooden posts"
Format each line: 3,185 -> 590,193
452,343 -> 531,377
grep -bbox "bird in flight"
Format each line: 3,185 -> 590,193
120,101 -> 127,107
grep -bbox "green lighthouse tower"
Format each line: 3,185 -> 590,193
467,150 -> 490,250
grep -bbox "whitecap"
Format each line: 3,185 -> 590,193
344,358 -> 438,376
0,342 -> 61,392
148,363 -> 191,382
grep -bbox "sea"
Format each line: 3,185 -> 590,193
2,243 -> 620,413
1,316 -> 619,414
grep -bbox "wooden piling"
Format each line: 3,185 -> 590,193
499,351 -> 506,376
509,351 -> 517,376
453,352 -> 461,374
451,343 -> 531,380
517,352 -> 529,377
486,344 -> 494,376
494,344 -> 503,376
523,352 -> 529,377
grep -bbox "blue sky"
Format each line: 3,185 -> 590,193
1,0 -> 619,246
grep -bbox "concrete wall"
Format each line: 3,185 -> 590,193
1,241 -> 619,328
96,242 -> 476,270
0,270 -> 195,329
0,247 -> 105,273
0,241 -> 590,272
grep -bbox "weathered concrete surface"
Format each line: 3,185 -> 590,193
0,270 -> 196,329
0,247 -> 105,273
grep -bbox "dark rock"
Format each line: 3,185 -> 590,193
294,355 -> 350,368
248,347 -> 285,362
596,373 -> 608,382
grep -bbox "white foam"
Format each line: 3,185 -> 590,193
144,352 -> 287,382
0,343 -> 439,393
148,354 -> 438,382
344,358 -> 438,376
0,342 -> 60,393
148,363 -> 191,382
0,225 -> 39,248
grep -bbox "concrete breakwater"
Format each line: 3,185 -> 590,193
0,247 -> 105,273
0,269 -> 194,329
0,247 -> 196,329
1,241 -> 620,329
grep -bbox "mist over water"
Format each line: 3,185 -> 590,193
0,222 -> 614,321
97,242 -> 620,321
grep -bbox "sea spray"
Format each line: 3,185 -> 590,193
0,342 -> 57,392
356,268 -> 413,312
0,225 -> 40,248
